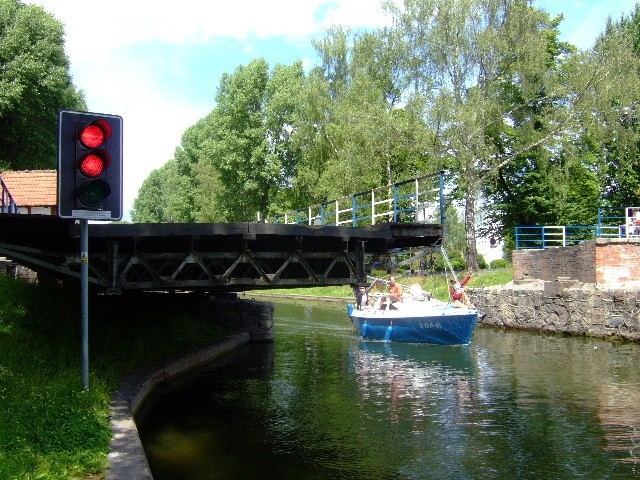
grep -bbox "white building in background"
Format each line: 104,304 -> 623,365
472,206 -> 504,265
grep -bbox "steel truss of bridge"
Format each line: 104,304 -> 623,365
0,214 -> 441,293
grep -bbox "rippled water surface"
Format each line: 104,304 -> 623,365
139,299 -> 640,479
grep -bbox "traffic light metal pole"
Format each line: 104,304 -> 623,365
80,219 -> 89,391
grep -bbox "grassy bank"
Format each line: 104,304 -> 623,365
266,268 -> 513,301
0,275 -> 228,479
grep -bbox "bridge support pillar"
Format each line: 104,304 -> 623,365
203,293 -> 274,342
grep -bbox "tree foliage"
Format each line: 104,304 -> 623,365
132,0 -> 640,267
0,0 -> 85,171
293,26 -> 432,200
384,0 -> 587,268
133,59 -> 306,222
591,7 -> 640,208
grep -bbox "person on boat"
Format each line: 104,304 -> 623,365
376,276 -> 403,310
449,274 -> 474,308
355,286 -> 371,310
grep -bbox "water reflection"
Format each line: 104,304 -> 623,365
599,382 -> 640,464
351,342 -> 476,423
139,300 -> 640,479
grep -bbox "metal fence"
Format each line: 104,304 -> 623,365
596,206 -> 640,238
515,207 -> 640,249
266,171 -> 445,227
514,225 -> 596,249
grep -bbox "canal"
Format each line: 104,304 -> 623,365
138,299 -> 640,479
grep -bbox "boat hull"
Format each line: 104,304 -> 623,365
348,303 -> 478,345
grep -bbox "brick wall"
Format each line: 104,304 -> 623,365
595,240 -> 640,283
513,239 -> 640,284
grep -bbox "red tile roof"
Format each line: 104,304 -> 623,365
0,170 -> 57,207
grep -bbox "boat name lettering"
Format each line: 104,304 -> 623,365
419,322 -> 442,330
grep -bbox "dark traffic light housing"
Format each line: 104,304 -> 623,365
58,110 -> 123,220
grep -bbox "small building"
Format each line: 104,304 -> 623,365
0,170 -> 58,281
0,170 -> 57,215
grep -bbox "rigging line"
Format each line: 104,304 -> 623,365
440,246 -> 459,284
440,246 -> 459,303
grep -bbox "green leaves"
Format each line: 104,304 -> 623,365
132,59 -> 306,222
0,0 -> 85,170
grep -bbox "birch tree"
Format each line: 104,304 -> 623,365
386,0 -> 583,268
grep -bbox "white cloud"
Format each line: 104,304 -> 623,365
29,0 -> 391,60
24,0 -> 392,219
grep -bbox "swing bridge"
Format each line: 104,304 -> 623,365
0,172 -> 446,293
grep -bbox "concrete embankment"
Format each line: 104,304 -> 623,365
106,294 -> 278,479
471,280 -> 640,342
106,332 -> 250,480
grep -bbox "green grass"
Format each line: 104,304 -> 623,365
263,285 -> 354,297
261,268 -> 514,302
0,275 -> 228,480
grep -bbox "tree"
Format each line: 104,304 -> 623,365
471,2 -> 640,256
294,26 -> 432,201
0,0 -> 85,170
130,166 -> 169,222
386,0 -> 596,268
134,59 -> 307,222
130,122 -> 204,223
198,59 -> 305,221
591,7 -> 640,208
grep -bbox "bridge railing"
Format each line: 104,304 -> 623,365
267,171 -> 445,226
515,206 -> 640,249
515,226 -> 597,249
0,176 -> 19,214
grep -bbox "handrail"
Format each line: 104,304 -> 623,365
515,208 -> 640,249
515,225 -> 598,249
0,176 -> 19,214
266,171 -> 445,227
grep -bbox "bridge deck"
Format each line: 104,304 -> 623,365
0,214 -> 441,293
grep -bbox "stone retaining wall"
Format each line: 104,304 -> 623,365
471,281 -> 640,342
203,294 -> 275,341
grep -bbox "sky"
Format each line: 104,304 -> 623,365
25,0 -> 640,220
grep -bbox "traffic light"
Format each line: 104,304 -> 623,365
58,110 -> 123,220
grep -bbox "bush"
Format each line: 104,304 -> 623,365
447,250 -> 466,271
490,258 -> 508,269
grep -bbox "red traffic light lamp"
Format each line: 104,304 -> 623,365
79,119 -> 112,148
58,110 -> 123,220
